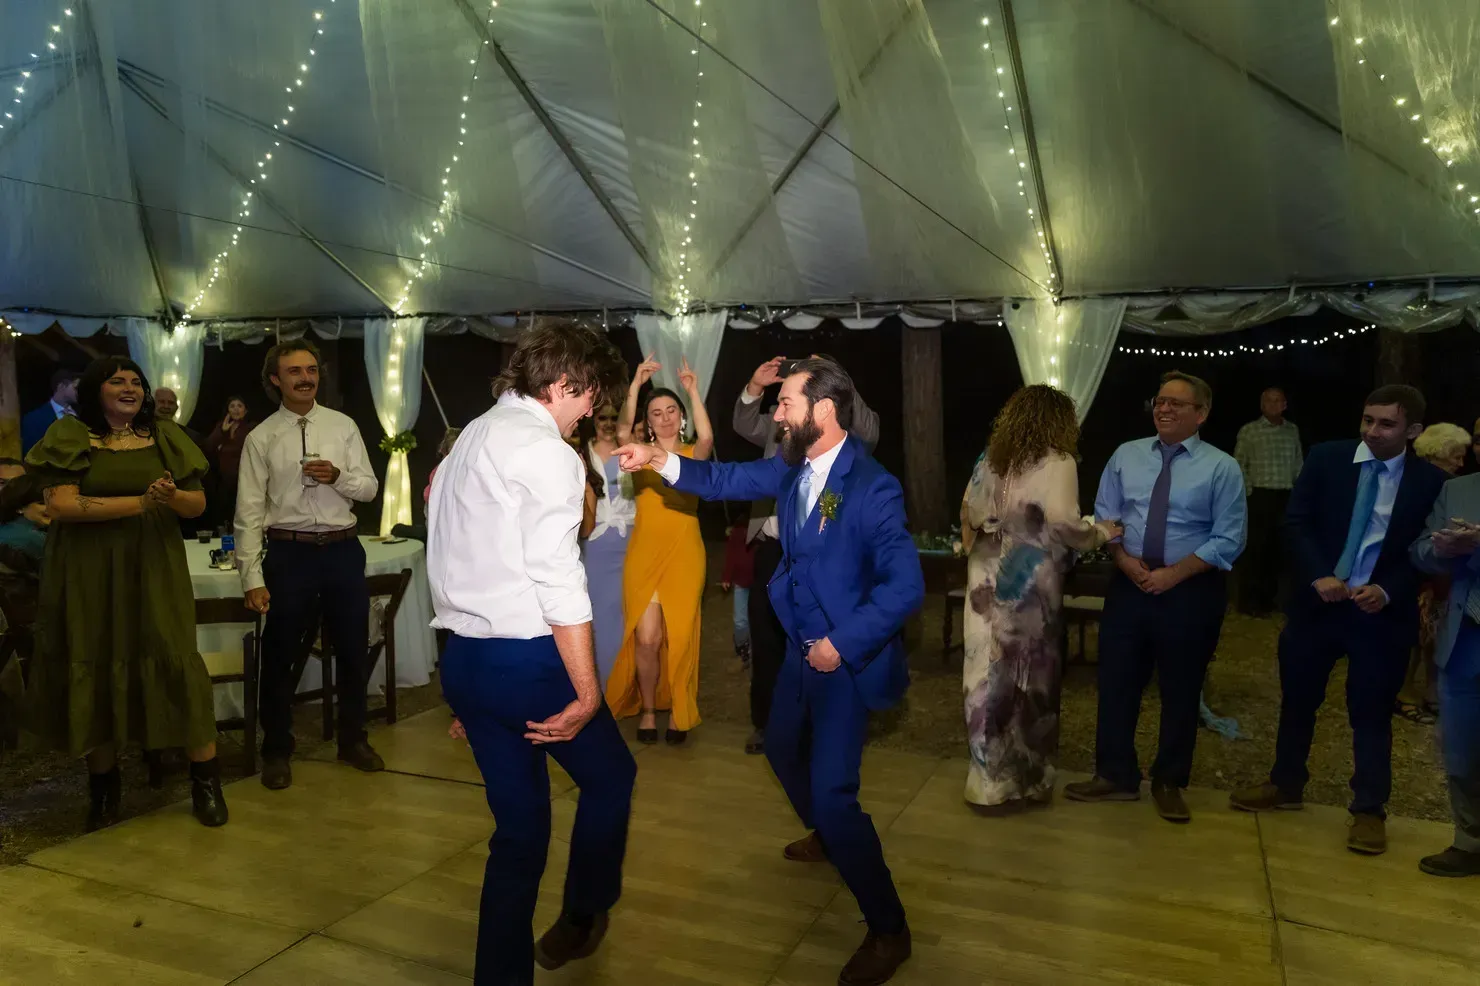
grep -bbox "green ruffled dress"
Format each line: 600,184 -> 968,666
25,417 -> 217,755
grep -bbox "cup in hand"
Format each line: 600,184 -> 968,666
301,455 -> 320,486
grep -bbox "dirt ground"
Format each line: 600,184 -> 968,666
0,551 -> 1451,867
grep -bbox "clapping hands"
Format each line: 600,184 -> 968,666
145,471 -> 177,505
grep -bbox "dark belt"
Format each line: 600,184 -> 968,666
265,526 -> 357,546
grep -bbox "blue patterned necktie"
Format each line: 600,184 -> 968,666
794,463 -> 814,537
1334,460 -> 1380,581
1141,442 -> 1185,569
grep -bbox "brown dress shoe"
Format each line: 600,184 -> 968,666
1151,782 -> 1190,823
783,831 -> 828,863
839,925 -> 911,986
535,911 -> 609,971
1063,776 -> 1139,803
260,757 -> 292,790
337,741 -> 385,772
1228,782 -> 1303,812
1348,813 -> 1387,855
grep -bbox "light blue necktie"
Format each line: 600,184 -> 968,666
794,463 -> 814,537
1334,459 -> 1380,581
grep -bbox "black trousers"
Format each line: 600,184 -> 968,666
1270,603 -> 1411,816
748,537 -> 787,732
1238,487 -> 1289,614
259,537 -> 371,758
1095,569 -> 1228,790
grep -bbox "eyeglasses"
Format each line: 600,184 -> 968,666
1152,396 -> 1203,411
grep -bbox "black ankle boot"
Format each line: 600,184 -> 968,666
189,758 -> 229,827
142,749 -> 165,789
85,767 -> 121,833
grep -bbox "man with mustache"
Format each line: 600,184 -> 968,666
618,356 -> 922,986
235,340 -> 383,790
732,355 -> 880,755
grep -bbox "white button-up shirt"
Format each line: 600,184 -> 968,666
428,393 -> 592,639
656,433 -> 848,519
235,402 -> 378,592
1346,442 -> 1406,589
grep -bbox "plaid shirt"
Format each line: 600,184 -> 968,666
1234,418 -> 1303,491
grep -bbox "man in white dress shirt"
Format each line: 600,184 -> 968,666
428,325 -> 634,985
236,339 -> 383,790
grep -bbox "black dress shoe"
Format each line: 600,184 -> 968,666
337,740 -> 385,772
261,757 -> 292,790
85,767 -> 122,833
1419,846 -> 1480,877
535,912 -> 609,971
189,758 -> 229,827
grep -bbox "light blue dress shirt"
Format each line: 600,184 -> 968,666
1345,443 -> 1405,589
1095,434 -> 1247,571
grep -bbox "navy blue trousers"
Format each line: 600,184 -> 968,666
259,538 -> 370,758
1271,603 -> 1413,816
442,635 -> 636,986
1095,570 -> 1228,791
766,646 -> 906,935
1438,620 -> 1480,852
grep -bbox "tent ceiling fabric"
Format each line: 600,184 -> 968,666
2,0 -> 1478,321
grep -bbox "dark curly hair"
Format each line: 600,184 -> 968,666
492,324 -> 627,411
986,384 -> 1079,478
75,356 -> 157,438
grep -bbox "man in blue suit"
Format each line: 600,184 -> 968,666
20,368 -> 80,455
1411,471 -> 1480,877
1231,385 -> 1446,856
617,357 -> 923,986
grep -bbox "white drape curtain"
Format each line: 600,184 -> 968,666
634,309 -> 728,405
363,316 -> 427,536
1004,298 -> 1127,422
121,318 -> 206,425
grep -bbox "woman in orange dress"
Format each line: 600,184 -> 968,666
605,355 -> 713,744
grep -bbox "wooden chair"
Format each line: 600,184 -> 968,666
314,568 -> 414,739
920,552 -> 968,664
194,597 -> 262,775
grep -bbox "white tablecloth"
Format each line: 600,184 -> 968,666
187,536 -> 437,718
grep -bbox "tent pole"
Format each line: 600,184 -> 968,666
999,0 -> 1062,298
447,0 -> 655,277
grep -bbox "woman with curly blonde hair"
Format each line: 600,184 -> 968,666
959,385 -> 1121,809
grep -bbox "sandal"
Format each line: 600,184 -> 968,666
1395,701 -> 1436,726
636,709 -> 659,745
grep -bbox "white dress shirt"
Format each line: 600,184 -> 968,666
428,393 -> 592,639
235,402 -> 378,592
656,434 -> 848,521
50,399 -> 72,420
1346,442 -> 1406,590
586,444 -> 637,541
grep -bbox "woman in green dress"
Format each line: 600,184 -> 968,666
26,356 -> 227,830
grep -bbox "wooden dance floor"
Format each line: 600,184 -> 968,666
3,707 -> 1477,984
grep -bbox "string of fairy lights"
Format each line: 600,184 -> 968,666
673,0 -> 707,316
1117,322 -> 1376,358
392,0 -> 500,314
179,2 -> 338,324
1326,4 -> 1479,223
977,5 -> 1058,297
3,6 -> 76,135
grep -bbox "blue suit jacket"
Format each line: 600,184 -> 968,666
1284,439 -> 1447,624
20,403 -> 61,455
1411,474 -> 1480,669
669,434 -> 924,710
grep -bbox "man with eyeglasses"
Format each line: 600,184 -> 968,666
1066,371 -> 1246,824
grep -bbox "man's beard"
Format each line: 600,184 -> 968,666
779,412 -> 822,466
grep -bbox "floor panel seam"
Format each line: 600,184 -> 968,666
1255,814 -> 1288,986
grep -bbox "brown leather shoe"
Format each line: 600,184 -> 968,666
1228,782 -> 1303,812
744,729 -> 765,755
260,757 -> 292,790
1348,813 -> 1387,855
1151,782 -> 1190,823
1062,776 -> 1139,803
783,831 -> 828,863
337,741 -> 385,773
534,911 -> 609,971
839,925 -> 911,986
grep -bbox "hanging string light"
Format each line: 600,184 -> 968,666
672,0 -> 707,316
1326,4 -> 1479,222
393,0 -> 500,314
977,6 -> 1057,297
2,6 -> 76,134
180,2 -> 339,324
1117,322 -> 1376,357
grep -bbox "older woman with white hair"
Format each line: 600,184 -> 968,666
1397,422 -> 1473,724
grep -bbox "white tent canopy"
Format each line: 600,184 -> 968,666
3,0 -> 1479,322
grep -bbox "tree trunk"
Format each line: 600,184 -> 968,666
1375,327 -> 1421,388
0,329 -> 18,458
901,324 -> 947,534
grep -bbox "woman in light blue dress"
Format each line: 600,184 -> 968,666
581,405 -> 636,686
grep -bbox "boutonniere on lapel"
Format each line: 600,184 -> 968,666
818,489 -> 842,534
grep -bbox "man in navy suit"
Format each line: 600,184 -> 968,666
618,357 -> 923,986
20,369 -> 80,455
1231,385 -> 1446,855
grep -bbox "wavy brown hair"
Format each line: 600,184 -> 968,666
986,384 -> 1079,478
493,324 -> 627,410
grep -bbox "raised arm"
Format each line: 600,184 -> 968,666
618,442 -> 788,502
678,358 -> 713,461
617,354 -> 660,445
827,474 -> 925,668
851,389 -> 881,451
734,357 -> 784,449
